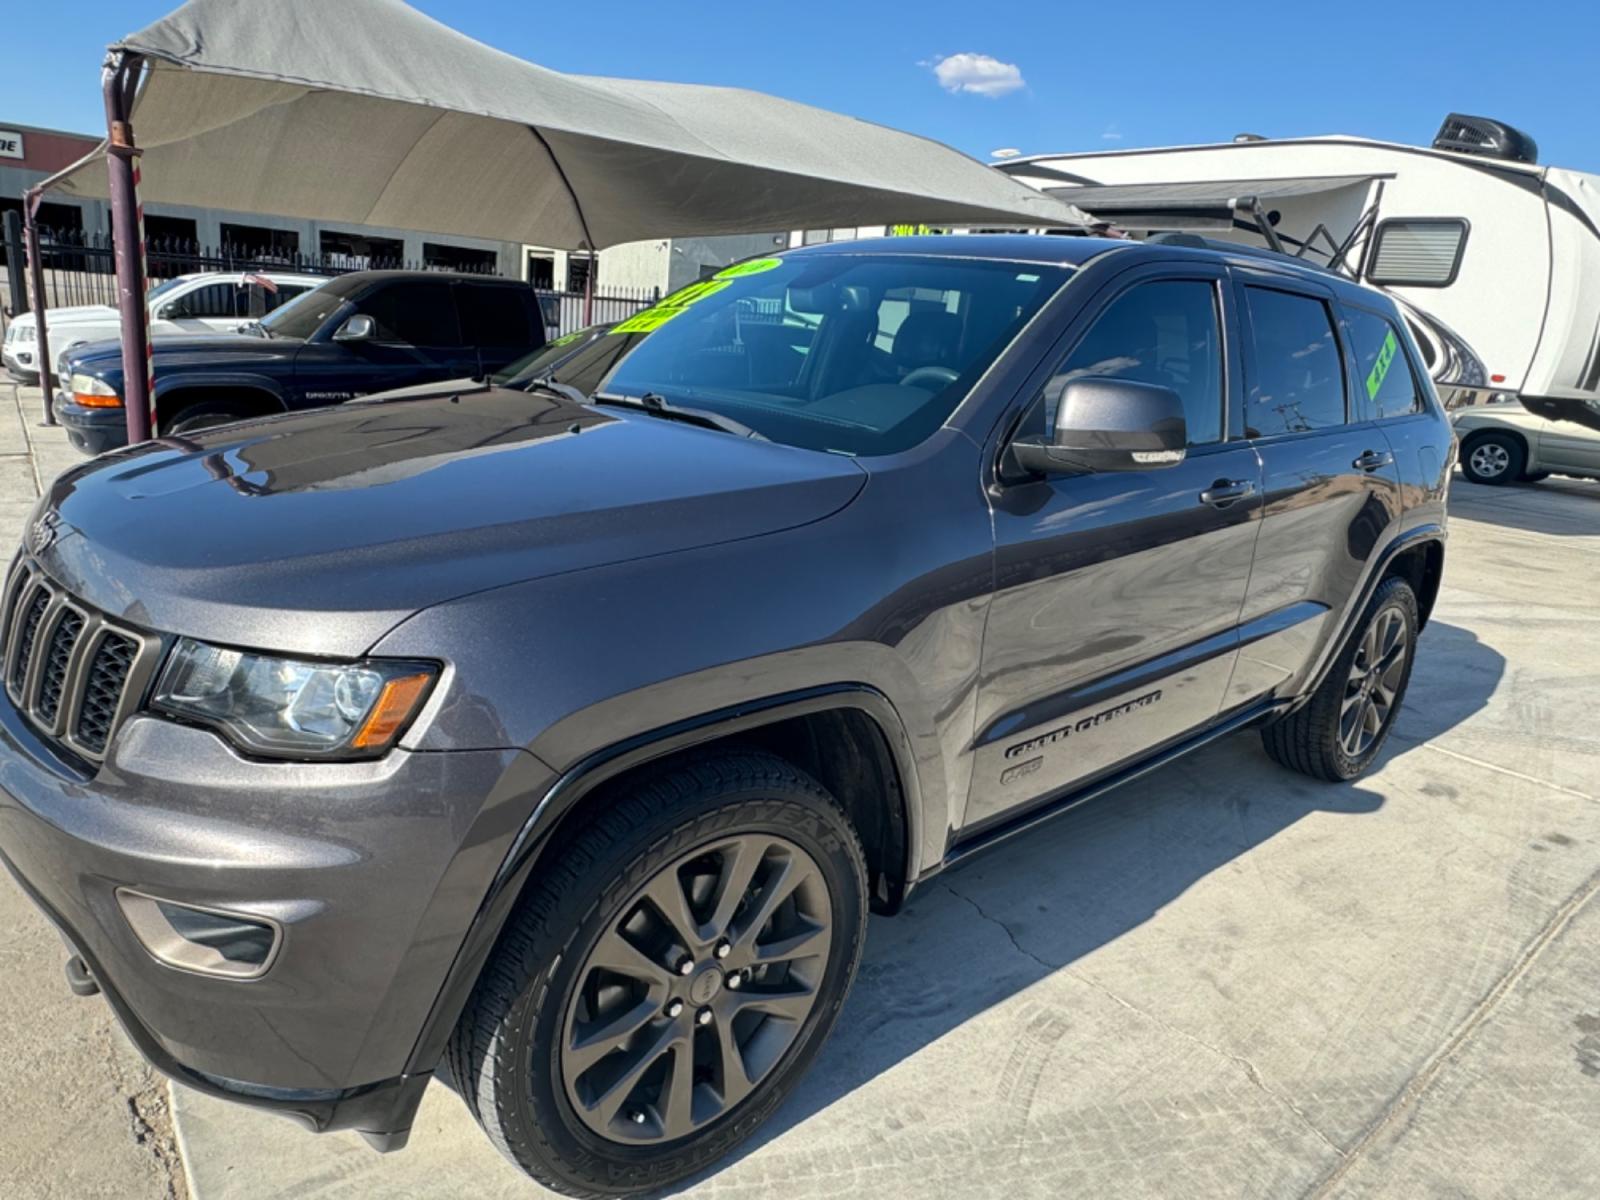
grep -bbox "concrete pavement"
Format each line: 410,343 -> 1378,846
1,378 -> 1598,1198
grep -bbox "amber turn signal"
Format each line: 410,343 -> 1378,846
352,672 -> 435,749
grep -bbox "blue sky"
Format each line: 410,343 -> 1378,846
5,0 -> 1598,171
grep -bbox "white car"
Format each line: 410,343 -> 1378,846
2,270 -> 325,382
1453,401 -> 1600,485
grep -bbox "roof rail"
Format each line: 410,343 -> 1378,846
1145,231 -> 1341,276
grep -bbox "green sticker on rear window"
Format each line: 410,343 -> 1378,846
713,257 -> 782,279
1366,329 -> 1399,400
611,279 -> 732,335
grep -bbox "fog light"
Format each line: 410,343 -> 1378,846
116,889 -> 280,979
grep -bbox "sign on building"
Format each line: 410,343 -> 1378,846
0,130 -> 23,159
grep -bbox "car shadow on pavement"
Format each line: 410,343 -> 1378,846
670,619 -> 1505,1191
1449,474 -> 1600,537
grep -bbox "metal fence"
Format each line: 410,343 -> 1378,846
2,226 -> 659,340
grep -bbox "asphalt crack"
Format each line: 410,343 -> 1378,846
941,879 -> 1347,1160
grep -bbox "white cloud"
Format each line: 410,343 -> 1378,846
925,53 -> 1025,99
1101,124 -> 1123,141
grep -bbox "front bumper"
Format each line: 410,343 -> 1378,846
0,688 -> 537,1142
3,344 -> 39,383
52,391 -> 129,455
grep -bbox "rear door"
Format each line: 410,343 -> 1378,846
965,263 -> 1263,832
457,282 -> 543,375
1221,272 -> 1404,709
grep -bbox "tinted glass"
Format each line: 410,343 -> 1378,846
263,284 -> 311,313
598,255 -> 1068,456
1243,287 -> 1346,436
1347,307 -> 1422,420
458,284 -> 536,347
1046,280 -> 1223,445
358,281 -> 463,346
259,276 -> 366,340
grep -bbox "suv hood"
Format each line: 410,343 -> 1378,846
69,332 -> 289,374
33,388 -> 866,657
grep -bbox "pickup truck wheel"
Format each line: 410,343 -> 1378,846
448,751 -> 868,1197
1261,575 -> 1418,782
1459,431 -> 1525,485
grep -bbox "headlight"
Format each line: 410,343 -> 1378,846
69,373 -> 123,408
152,638 -> 437,759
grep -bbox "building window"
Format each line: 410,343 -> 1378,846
143,215 -> 198,253
567,254 -> 596,293
1366,218 -> 1468,288
422,242 -> 498,274
221,223 -> 300,261
526,252 -> 555,289
319,230 -> 404,269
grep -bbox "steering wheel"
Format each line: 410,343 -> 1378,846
900,365 -> 959,391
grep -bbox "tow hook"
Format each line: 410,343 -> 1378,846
65,954 -> 100,997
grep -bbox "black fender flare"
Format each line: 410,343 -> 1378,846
401,682 -> 924,1077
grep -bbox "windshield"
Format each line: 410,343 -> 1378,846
146,276 -> 189,303
257,276 -> 360,340
494,325 -> 619,389
595,254 -> 1068,455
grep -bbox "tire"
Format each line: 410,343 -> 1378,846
1518,470 -> 1550,483
1459,431 -> 1526,485
448,751 -> 868,1198
1261,576 -> 1419,782
165,406 -> 245,436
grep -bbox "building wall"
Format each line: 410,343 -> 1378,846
523,233 -> 788,294
2,121 -> 522,276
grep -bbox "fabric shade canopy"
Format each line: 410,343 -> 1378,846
54,0 -> 1088,249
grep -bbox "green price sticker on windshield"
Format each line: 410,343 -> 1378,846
713,257 -> 782,279
1366,329 -> 1399,400
611,279 -> 731,335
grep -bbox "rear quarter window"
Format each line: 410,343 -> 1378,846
459,283 -> 539,347
1347,307 -> 1423,420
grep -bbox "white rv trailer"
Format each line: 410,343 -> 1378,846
998,115 -> 1600,431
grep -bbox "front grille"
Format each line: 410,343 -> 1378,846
75,634 -> 139,754
1,561 -> 157,764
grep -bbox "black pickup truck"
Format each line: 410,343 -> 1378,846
54,270 -> 545,454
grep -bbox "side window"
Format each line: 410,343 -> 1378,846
357,281 -> 463,346
1043,279 -> 1224,445
457,284 -> 535,346
1347,307 -> 1423,420
1242,287 -> 1346,436
179,282 -> 242,319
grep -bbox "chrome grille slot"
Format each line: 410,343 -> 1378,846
0,561 -> 160,764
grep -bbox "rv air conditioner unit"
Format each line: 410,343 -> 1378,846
1431,114 -> 1538,164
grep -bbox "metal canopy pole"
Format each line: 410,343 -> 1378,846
20,189 -> 57,423
102,51 -> 152,444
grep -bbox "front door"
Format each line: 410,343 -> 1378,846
294,279 -> 475,407
965,266 -> 1263,833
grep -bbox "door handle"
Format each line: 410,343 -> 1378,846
1353,449 -> 1395,472
1199,479 -> 1257,508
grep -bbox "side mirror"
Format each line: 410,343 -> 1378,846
1012,377 -> 1188,475
157,301 -> 188,320
333,314 -> 376,342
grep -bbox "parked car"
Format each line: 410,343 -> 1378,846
2,270 -> 325,384
52,270 -> 546,454
0,236 -> 1451,1196
1453,400 -> 1600,484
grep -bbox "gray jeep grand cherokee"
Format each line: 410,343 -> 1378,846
0,236 -> 1451,1196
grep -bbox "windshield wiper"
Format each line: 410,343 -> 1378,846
521,374 -> 590,406
591,391 -> 767,440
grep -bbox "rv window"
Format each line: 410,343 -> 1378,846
1347,308 -> 1423,420
1242,287 -> 1347,437
1367,219 -> 1468,287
